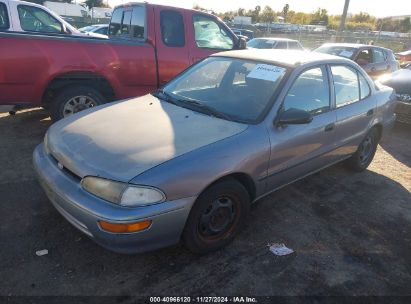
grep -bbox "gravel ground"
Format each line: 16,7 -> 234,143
0,108 -> 410,297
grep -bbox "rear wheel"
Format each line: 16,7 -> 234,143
346,128 -> 379,172
183,179 -> 250,254
50,85 -> 105,121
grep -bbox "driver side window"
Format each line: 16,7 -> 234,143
18,5 -> 62,33
283,67 -> 330,115
193,15 -> 233,50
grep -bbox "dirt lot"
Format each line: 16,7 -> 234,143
0,108 -> 411,298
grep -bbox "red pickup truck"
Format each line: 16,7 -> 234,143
0,2 -> 245,120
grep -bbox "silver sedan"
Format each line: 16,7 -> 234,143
33,50 -> 397,254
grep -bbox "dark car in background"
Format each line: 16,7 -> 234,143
379,65 -> 411,124
314,43 -> 399,78
247,37 -> 304,50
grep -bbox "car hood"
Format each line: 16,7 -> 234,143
46,95 -> 248,182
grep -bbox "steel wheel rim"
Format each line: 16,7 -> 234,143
359,135 -> 373,165
198,195 -> 237,240
63,95 -> 98,117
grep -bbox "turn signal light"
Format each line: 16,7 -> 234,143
99,220 -> 152,233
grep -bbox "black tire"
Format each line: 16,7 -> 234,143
183,179 -> 250,254
346,128 -> 379,172
50,85 -> 105,121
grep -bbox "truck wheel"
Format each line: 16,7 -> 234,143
183,179 -> 250,254
50,85 -> 105,121
346,128 -> 379,172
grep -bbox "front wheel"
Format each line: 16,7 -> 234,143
50,85 -> 105,121
183,179 -> 250,254
346,128 -> 379,172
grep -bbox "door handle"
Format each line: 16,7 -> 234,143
324,123 -> 335,132
366,109 -> 374,117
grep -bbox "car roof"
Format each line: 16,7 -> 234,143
212,49 -> 350,68
319,43 -> 390,51
252,37 -> 298,42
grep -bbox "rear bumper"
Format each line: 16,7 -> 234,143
396,101 -> 411,124
33,144 -> 196,254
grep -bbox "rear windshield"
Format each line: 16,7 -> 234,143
315,46 -> 357,59
0,2 -> 9,30
109,5 -> 145,38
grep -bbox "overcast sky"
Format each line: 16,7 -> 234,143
107,0 -> 410,18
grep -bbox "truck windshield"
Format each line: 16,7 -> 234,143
158,57 -> 288,123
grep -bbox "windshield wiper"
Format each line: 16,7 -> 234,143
152,89 -> 180,106
180,99 -> 232,120
152,90 -> 232,121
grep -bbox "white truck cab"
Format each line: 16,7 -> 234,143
0,0 -> 84,35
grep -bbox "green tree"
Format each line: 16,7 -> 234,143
282,4 -> 289,23
261,6 -> 275,24
311,8 -> 329,25
86,0 -> 110,8
400,17 -> 411,32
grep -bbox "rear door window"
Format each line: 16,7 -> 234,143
288,41 -> 302,50
359,73 -> 371,99
373,48 -> 386,63
18,5 -> 62,33
283,67 -> 330,115
331,65 -> 360,107
160,10 -> 185,47
193,15 -> 233,50
0,2 -> 9,30
275,41 -> 287,49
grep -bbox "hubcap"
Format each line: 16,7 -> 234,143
199,196 -> 236,238
63,95 -> 98,117
359,135 -> 373,164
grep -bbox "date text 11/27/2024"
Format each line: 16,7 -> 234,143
149,297 -> 258,303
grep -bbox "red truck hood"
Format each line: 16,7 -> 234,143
46,94 -> 247,182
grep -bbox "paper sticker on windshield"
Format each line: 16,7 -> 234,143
247,64 -> 286,82
339,50 -> 354,58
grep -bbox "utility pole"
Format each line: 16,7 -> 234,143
337,0 -> 350,42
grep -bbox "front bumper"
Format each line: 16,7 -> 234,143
33,144 -> 196,254
396,101 -> 411,124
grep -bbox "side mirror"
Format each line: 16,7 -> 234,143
237,37 -> 247,50
276,108 -> 313,125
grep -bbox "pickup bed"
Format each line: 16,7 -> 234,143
0,2 -> 244,120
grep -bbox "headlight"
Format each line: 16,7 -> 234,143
81,176 -> 165,207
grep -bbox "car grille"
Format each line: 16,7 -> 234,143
49,153 -> 82,182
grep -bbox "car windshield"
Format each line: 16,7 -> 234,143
79,25 -> 97,32
315,46 -> 357,59
156,57 -> 288,123
247,38 -> 277,49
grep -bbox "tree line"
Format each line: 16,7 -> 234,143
195,4 -> 411,33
